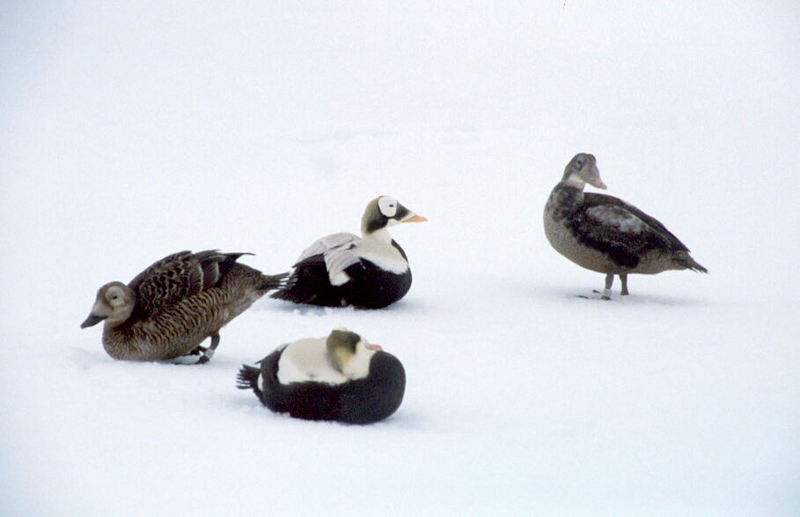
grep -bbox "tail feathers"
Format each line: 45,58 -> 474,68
218,252 -> 255,277
270,286 -> 291,301
224,252 -> 255,262
260,272 -> 290,292
237,364 -> 261,390
676,252 -> 708,273
269,273 -> 320,303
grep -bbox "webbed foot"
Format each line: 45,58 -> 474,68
592,289 -> 612,300
196,333 -> 220,364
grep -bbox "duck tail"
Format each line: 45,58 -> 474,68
217,252 -> 255,277
237,364 -> 261,390
676,252 -> 708,273
260,272 -> 290,292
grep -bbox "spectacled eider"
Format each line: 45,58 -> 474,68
543,153 -> 707,299
237,329 -> 406,424
271,196 -> 426,308
80,250 -> 287,363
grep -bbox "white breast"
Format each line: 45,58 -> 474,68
350,238 -> 409,275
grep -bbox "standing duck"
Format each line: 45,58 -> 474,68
543,153 -> 707,299
80,250 -> 287,363
271,196 -> 426,309
237,329 -> 406,424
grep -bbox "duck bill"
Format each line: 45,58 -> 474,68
366,343 -> 383,351
588,177 -> 607,189
80,314 -> 106,328
402,214 -> 428,223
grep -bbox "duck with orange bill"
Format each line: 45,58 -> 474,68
271,196 -> 426,308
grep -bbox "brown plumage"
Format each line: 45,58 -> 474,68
544,153 -> 707,299
81,250 -> 287,362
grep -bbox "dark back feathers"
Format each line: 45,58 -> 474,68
571,194 -> 690,268
128,250 -> 250,318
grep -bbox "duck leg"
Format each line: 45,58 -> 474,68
601,273 -> 613,300
196,332 -> 220,364
590,273 -> 614,300
619,273 -> 629,296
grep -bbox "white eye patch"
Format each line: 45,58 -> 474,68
106,286 -> 125,303
378,196 -> 398,217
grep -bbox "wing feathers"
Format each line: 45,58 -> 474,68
572,194 -> 691,268
127,250 -> 251,317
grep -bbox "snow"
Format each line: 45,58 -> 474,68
2,1 -> 799,515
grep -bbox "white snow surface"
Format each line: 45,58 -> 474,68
2,1 -> 799,516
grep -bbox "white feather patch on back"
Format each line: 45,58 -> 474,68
294,232 -> 361,286
324,246 -> 361,286
586,205 -> 647,233
278,338 -> 348,385
276,337 -> 376,385
324,239 -> 409,285
294,232 -> 359,264
295,231 -> 409,286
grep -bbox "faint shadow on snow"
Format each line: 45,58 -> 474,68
518,281 -> 712,308
571,290 -> 710,307
601,292 -> 712,307
220,389 -> 429,430
65,343 -> 258,373
253,298 -> 432,315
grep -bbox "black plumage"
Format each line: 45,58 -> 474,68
270,195 -> 425,309
273,241 -> 412,308
237,347 -> 406,425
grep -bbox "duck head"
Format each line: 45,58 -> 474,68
80,281 -> 136,328
562,153 -> 606,190
326,329 -> 383,379
361,195 -> 427,237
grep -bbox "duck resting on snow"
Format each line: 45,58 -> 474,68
237,329 -> 406,424
543,153 -> 707,299
80,250 -> 287,363
271,195 -> 426,309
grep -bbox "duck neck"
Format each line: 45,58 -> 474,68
549,182 -> 585,221
561,172 -> 587,191
107,303 -> 135,328
362,226 -> 393,244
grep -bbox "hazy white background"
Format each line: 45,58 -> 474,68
1,1 -> 799,515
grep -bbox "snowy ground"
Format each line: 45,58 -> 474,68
2,1 -> 799,515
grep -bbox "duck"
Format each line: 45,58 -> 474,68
543,153 -> 707,299
270,195 -> 426,309
237,329 -> 406,424
80,250 -> 287,363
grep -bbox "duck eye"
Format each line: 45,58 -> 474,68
378,197 -> 399,217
